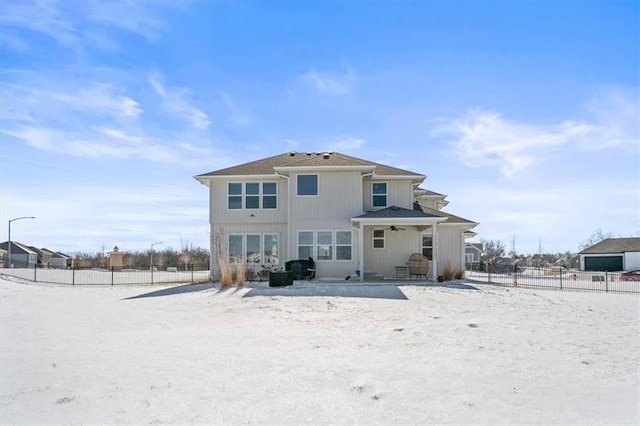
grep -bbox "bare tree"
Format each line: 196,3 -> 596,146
482,239 -> 505,272
578,229 -> 613,251
179,237 -> 194,271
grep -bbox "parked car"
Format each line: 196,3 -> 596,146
619,270 -> 640,281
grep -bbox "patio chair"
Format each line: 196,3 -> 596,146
408,253 -> 429,280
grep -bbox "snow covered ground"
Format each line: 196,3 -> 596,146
1,276 -> 638,424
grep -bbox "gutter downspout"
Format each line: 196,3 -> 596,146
357,170 -> 375,282
274,172 -> 291,260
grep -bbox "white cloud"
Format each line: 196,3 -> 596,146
149,71 -> 211,130
297,67 -> 355,96
431,90 -> 639,178
323,135 -> 366,152
0,0 -> 174,52
219,91 -> 250,125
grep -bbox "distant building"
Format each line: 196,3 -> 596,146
579,237 -> 640,272
0,241 -> 38,268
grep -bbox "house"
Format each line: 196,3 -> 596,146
50,252 -> 74,269
0,248 -> 6,268
0,241 -> 38,268
464,243 -> 483,268
579,237 -> 640,272
28,246 -> 56,266
195,151 -> 478,281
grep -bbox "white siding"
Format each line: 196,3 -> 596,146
436,226 -> 465,277
210,178 -> 289,224
624,252 -> 640,270
363,179 -> 415,211
362,227 -> 422,278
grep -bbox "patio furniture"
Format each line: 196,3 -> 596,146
285,257 -> 316,280
408,253 -> 429,280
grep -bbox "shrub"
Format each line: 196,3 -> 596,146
235,263 -> 246,287
442,263 -> 454,281
219,259 -> 233,289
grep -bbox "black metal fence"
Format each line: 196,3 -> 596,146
0,260 -> 211,286
465,267 -> 639,294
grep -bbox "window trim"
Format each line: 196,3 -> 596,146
421,232 -> 434,261
316,230 -> 333,261
335,230 -> 353,261
227,182 -> 243,210
296,174 -> 319,197
228,233 -> 281,265
373,229 -> 385,250
372,181 -> 388,208
227,181 -> 278,210
297,230 -> 315,260
262,182 -> 278,210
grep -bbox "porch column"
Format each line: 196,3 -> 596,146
358,223 -> 364,282
432,223 -> 438,281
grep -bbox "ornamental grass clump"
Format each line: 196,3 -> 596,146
235,263 -> 246,287
218,258 -> 233,289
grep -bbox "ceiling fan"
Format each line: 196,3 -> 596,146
379,225 -> 405,232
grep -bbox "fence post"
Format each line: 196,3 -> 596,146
560,271 -> 563,290
605,271 -> 608,293
191,263 -> 194,283
34,264 -> 37,282
72,267 -> 75,286
151,266 -> 154,286
111,267 -> 114,286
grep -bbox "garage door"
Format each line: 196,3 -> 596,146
584,256 -> 623,271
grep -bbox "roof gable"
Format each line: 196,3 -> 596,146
579,237 -> 640,254
196,151 -> 424,178
355,205 -> 441,219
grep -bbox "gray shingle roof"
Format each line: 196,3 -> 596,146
414,203 -> 477,225
196,152 -> 424,178
354,205 -> 441,219
579,238 -> 640,254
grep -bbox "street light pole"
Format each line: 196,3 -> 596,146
150,241 -> 163,284
7,216 -> 35,268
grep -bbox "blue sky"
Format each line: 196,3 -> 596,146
1,0 -> 638,255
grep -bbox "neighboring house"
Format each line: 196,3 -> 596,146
579,237 -> 640,272
195,151 -> 478,281
28,246 -> 56,266
50,252 -> 74,269
0,248 -> 6,268
0,241 -> 38,268
464,243 -> 483,267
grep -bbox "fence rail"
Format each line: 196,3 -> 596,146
0,262 -> 211,286
465,267 -> 639,294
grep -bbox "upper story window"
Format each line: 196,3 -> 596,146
245,183 -> 260,209
372,182 -> 387,207
228,183 -> 242,209
263,182 -> 277,209
228,182 -> 278,210
297,174 -> 318,196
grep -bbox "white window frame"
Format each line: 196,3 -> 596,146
421,232 -> 434,261
229,233 -> 244,263
245,233 -> 261,263
372,182 -> 388,208
296,174 -> 319,197
263,233 -> 279,264
228,182 -> 243,210
297,230 -> 315,260
316,230 -> 333,261
229,233 -> 280,265
336,230 -> 352,261
262,182 -> 278,210
245,182 -> 260,210
373,229 -> 385,249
